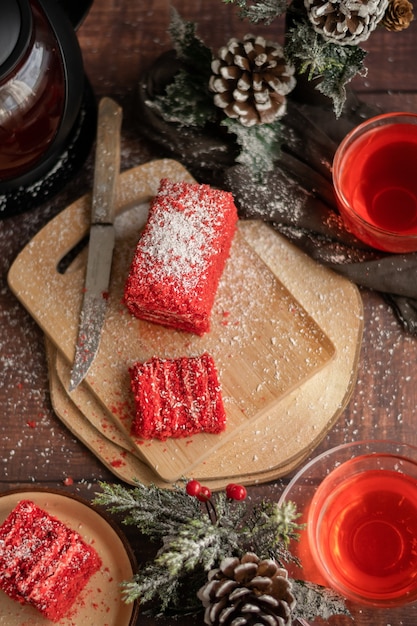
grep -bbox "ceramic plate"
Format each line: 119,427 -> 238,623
0,489 -> 138,626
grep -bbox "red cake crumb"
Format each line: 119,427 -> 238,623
0,500 -> 102,622
129,352 -> 226,440
123,178 -> 238,335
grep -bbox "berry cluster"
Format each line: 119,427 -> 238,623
186,479 -> 247,502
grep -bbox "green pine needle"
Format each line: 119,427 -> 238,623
240,499 -> 304,565
292,580 -> 351,621
121,566 -> 179,608
222,117 -> 283,181
169,7 -> 211,65
150,68 -> 216,127
157,518 -> 236,575
150,8 -> 215,128
223,0 -> 287,24
284,17 -> 367,116
94,481 -> 203,540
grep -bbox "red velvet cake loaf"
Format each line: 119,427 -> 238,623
0,499 -> 102,622
129,352 -> 226,440
124,178 -> 238,335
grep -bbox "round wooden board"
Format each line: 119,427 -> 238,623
47,221 -> 363,488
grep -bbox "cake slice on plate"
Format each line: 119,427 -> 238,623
0,499 -> 102,622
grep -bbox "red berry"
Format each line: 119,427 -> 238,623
225,483 -> 236,498
197,485 -> 212,502
186,479 -> 202,497
226,483 -> 247,501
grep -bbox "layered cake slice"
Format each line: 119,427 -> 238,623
124,178 -> 238,335
129,352 -> 226,440
0,499 -> 102,622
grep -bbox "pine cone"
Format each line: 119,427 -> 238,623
381,0 -> 414,30
304,0 -> 389,44
197,552 -> 296,626
209,35 -> 296,127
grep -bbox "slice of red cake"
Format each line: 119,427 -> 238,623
129,352 -> 226,440
123,178 -> 238,335
0,499 -> 102,622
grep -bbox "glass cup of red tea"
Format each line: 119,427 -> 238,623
279,441 -> 417,608
333,112 -> 417,253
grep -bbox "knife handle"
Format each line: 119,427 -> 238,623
91,97 -> 123,225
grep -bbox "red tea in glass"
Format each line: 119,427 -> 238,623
308,454 -> 417,606
333,113 -> 417,252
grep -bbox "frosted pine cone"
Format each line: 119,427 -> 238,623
381,0 -> 414,30
209,35 -> 296,127
304,0 -> 389,44
197,552 -> 296,626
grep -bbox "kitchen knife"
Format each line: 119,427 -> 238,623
69,97 -> 122,391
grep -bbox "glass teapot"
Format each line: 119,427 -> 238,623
0,0 -> 92,192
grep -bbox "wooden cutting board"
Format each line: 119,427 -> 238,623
45,337 -> 331,489
46,221 -> 363,488
8,160 -> 335,482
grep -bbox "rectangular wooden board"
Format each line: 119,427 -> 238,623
8,160 -> 335,481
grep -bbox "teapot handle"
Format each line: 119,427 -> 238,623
55,0 -> 93,30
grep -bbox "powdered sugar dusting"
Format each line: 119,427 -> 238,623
6,160 -> 354,484
137,179 -> 235,290
143,208 -> 210,287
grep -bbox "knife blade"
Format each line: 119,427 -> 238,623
69,97 -> 122,391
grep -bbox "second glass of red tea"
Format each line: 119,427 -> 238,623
308,448 -> 417,607
333,112 -> 417,253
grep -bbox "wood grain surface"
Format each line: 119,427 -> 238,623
9,161 -> 337,481
1,2 -> 417,625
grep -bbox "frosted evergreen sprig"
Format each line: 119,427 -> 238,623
94,481 -> 203,540
241,498 -> 304,564
223,0 -> 288,24
221,0 -> 369,116
149,11 -> 292,179
292,580 -> 351,622
222,117 -> 283,182
149,7 -> 215,128
168,6 -> 211,64
122,564 -> 184,613
95,480 -> 349,621
95,481 -> 301,605
284,14 -> 367,116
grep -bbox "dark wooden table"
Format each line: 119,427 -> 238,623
1,1 -> 417,624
